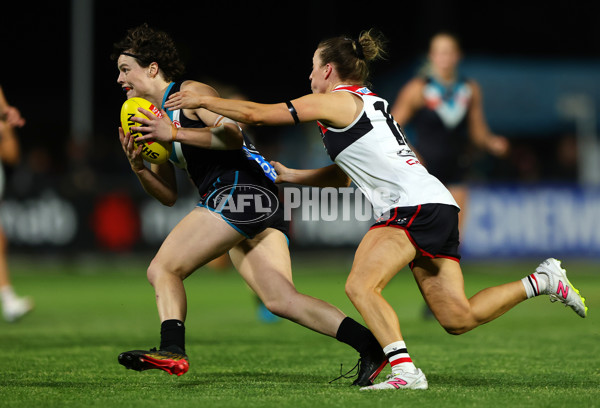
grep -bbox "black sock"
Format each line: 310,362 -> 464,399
160,319 -> 185,353
335,317 -> 379,355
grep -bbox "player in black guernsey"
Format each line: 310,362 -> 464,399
112,23 -> 384,386
390,32 -> 511,320
166,29 -> 587,391
391,32 -> 510,233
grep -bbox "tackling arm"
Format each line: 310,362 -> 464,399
272,161 -> 351,188
164,90 -> 357,129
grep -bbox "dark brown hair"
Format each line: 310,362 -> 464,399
112,23 -> 184,81
317,29 -> 387,85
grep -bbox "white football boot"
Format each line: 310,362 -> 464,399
360,368 -> 428,390
2,296 -> 34,322
535,258 -> 587,318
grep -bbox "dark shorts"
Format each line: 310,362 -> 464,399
422,156 -> 469,185
198,170 -> 289,240
370,203 -> 461,264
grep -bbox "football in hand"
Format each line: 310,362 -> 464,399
120,97 -> 171,164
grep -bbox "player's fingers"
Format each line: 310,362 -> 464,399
165,94 -> 182,107
131,115 -> 151,126
135,134 -> 153,143
137,107 -> 154,117
130,126 -> 148,134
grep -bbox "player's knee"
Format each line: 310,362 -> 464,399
344,279 -> 361,302
261,297 -> 291,318
345,277 -> 379,304
146,260 -> 161,287
442,323 -> 469,335
437,314 -> 473,335
146,258 -> 175,286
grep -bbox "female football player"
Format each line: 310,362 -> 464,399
113,24 -> 385,386
0,84 -> 33,322
164,29 -> 588,390
390,32 -> 510,320
390,32 -> 509,233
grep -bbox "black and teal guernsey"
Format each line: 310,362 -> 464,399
161,81 -> 287,239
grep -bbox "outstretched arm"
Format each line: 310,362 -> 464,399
164,89 -> 360,129
272,161 -> 351,188
133,81 -> 244,150
132,108 -> 243,150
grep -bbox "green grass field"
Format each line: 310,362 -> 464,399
0,253 -> 598,408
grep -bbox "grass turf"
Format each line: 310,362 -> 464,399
0,254 -> 598,407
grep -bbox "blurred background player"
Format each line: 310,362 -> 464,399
0,85 -> 34,322
390,32 -> 509,233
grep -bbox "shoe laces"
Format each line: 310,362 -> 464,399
328,359 -> 361,384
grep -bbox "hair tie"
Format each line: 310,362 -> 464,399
120,51 -> 146,63
354,39 -> 365,60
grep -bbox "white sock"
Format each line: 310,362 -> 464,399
0,285 -> 17,304
521,272 -> 548,298
384,341 -> 417,374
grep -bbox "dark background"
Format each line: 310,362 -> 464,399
1,1 -> 599,254
0,0 -> 598,188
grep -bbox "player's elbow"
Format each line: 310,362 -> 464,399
241,111 -> 265,126
163,198 -> 177,207
239,106 -> 273,126
334,166 -> 351,187
157,192 -> 177,207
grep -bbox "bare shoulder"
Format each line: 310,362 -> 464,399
466,79 -> 483,101
180,80 -> 219,97
466,78 -> 482,92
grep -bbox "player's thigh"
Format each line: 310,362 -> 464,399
348,227 -> 417,291
152,206 -> 245,279
229,228 -> 294,300
412,257 -> 470,317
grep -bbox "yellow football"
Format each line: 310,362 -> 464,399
120,97 -> 171,164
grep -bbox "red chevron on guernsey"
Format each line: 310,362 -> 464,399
333,85 -> 377,96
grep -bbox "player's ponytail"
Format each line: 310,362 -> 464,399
318,29 -> 387,86
356,29 -> 387,63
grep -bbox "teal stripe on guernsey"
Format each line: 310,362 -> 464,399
160,82 -> 182,165
161,82 -> 176,119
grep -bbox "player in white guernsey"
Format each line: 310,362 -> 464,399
316,84 -> 456,216
165,29 -> 588,391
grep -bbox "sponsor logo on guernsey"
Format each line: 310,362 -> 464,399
243,146 -> 277,182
